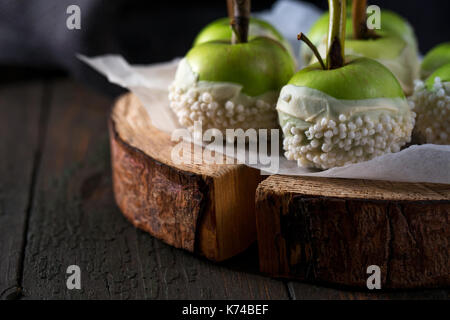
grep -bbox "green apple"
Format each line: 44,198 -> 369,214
307,8 -> 419,95
421,43 -> 450,79
278,57 -> 414,169
193,17 -> 295,62
410,63 -> 450,145
169,37 -> 295,132
302,9 -> 418,65
290,56 -> 404,100
278,0 -> 414,169
186,38 -> 294,96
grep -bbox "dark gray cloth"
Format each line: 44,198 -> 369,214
0,0 -> 230,93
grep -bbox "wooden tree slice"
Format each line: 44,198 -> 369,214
109,94 -> 263,261
256,175 -> 450,289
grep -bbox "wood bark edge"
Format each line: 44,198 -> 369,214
108,94 -> 262,261
256,176 -> 450,289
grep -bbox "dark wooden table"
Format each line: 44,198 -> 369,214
1,77 -> 449,300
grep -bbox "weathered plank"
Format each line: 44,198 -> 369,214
0,82 -> 47,300
20,80 -> 288,299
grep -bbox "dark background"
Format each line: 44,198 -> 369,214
0,0 -> 449,94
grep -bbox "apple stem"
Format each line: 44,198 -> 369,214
352,0 -> 379,39
327,0 -> 346,69
298,33 -> 326,70
231,0 -> 250,44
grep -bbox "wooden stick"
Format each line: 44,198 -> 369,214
231,0 -> 251,44
352,0 -> 379,39
352,0 -> 367,39
227,0 -> 234,21
327,0 -> 346,69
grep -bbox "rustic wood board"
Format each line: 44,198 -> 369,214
2,77 -> 448,299
110,93 -> 263,261
256,175 -> 450,289
19,81 -> 288,299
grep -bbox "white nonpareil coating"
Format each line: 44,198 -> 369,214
409,78 -> 450,145
277,85 -> 415,169
169,58 -> 279,132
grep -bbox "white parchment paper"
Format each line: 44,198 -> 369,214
78,1 -> 450,184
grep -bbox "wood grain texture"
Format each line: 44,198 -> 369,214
1,78 -> 444,299
0,82 -> 46,300
20,81 -> 288,299
110,94 -> 262,261
256,175 -> 450,289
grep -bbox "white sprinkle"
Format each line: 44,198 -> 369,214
322,144 -> 331,152
225,101 -> 234,111
311,139 -> 320,148
355,117 -> 363,127
332,127 -> 339,135
201,92 -> 212,103
191,102 -> 200,111
348,122 -> 356,130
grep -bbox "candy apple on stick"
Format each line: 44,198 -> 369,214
277,0 -> 414,169
169,0 -> 295,133
306,0 -> 419,95
304,1 -> 417,64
